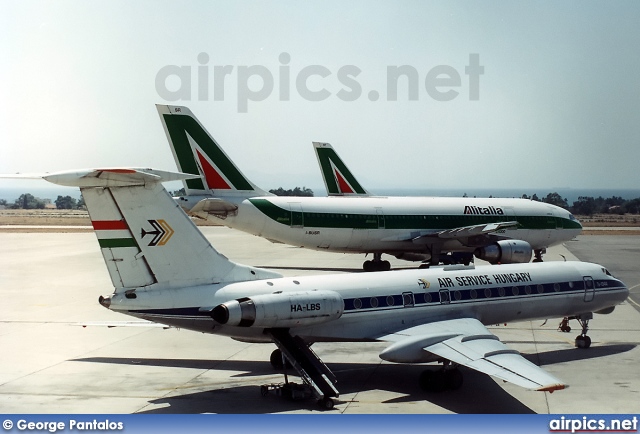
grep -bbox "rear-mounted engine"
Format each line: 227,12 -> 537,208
212,290 -> 344,328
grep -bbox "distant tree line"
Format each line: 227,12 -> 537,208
3,189 -> 639,215
520,192 -> 640,216
1,193 -> 85,210
269,187 -> 314,197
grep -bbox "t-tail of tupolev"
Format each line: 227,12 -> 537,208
43,168 -> 281,292
313,142 -> 370,196
156,105 -> 271,198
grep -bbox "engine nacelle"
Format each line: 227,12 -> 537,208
393,252 -> 430,262
212,290 -> 343,328
474,240 -> 533,264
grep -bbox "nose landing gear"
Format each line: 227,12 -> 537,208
558,313 -> 593,349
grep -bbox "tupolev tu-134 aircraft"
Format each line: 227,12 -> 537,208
156,105 -> 583,272
40,167 -> 627,409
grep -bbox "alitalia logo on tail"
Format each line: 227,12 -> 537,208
193,146 -> 233,190
331,162 -> 357,194
464,205 -> 504,215
141,219 -> 174,246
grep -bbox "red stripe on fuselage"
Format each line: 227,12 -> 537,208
92,220 -> 128,230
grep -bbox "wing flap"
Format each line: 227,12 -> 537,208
380,221 -> 518,243
422,221 -> 519,241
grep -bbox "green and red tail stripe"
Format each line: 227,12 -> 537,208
92,219 -> 137,249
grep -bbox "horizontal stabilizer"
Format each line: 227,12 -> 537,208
41,168 -> 199,188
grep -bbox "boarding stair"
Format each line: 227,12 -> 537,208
268,328 -> 339,404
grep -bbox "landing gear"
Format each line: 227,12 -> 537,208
419,366 -> 463,392
574,313 -> 593,349
533,248 -> 545,263
557,314 -> 593,348
363,253 -> 391,272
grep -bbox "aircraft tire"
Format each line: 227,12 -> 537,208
381,260 -> 391,271
363,260 -> 373,272
575,335 -> 591,349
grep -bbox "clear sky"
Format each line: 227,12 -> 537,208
2,1 -> 640,195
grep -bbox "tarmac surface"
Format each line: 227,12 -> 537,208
1,228 -> 639,414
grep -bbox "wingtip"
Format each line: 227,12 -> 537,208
536,383 -> 568,393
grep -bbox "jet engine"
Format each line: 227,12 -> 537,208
212,290 -> 343,328
393,252 -> 430,262
474,240 -> 533,264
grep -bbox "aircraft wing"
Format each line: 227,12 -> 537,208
428,221 -> 519,240
378,318 -> 566,392
380,221 -> 518,243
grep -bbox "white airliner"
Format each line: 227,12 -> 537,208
157,105 -> 583,271
40,167 -> 627,409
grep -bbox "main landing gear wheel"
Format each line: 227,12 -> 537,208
363,254 -> 391,272
532,248 -> 545,263
270,349 -> 292,370
419,368 -> 463,392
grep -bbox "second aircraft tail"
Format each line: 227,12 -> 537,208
157,105 -> 271,198
313,142 -> 370,196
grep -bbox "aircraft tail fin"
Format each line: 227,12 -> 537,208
43,168 -> 280,292
157,105 -> 271,197
313,142 -> 370,196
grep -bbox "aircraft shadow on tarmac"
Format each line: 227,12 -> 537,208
73,343 -> 635,414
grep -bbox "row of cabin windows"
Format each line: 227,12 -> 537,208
350,282 -> 565,310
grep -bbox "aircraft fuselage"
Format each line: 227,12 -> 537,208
178,194 -> 582,257
103,261 -> 626,343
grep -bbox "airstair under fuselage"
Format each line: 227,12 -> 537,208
268,328 -> 339,401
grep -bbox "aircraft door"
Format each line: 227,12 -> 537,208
402,292 -> 415,307
583,276 -> 595,302
289,203 -> 304,228
376,207 -> 385,229
545,206 -> 560,241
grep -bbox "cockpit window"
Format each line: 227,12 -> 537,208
603,268 -> 612,276
569,214 -> 578,221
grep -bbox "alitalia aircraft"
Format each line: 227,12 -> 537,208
39,167 -> 627,409
157,105 -> 582,272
